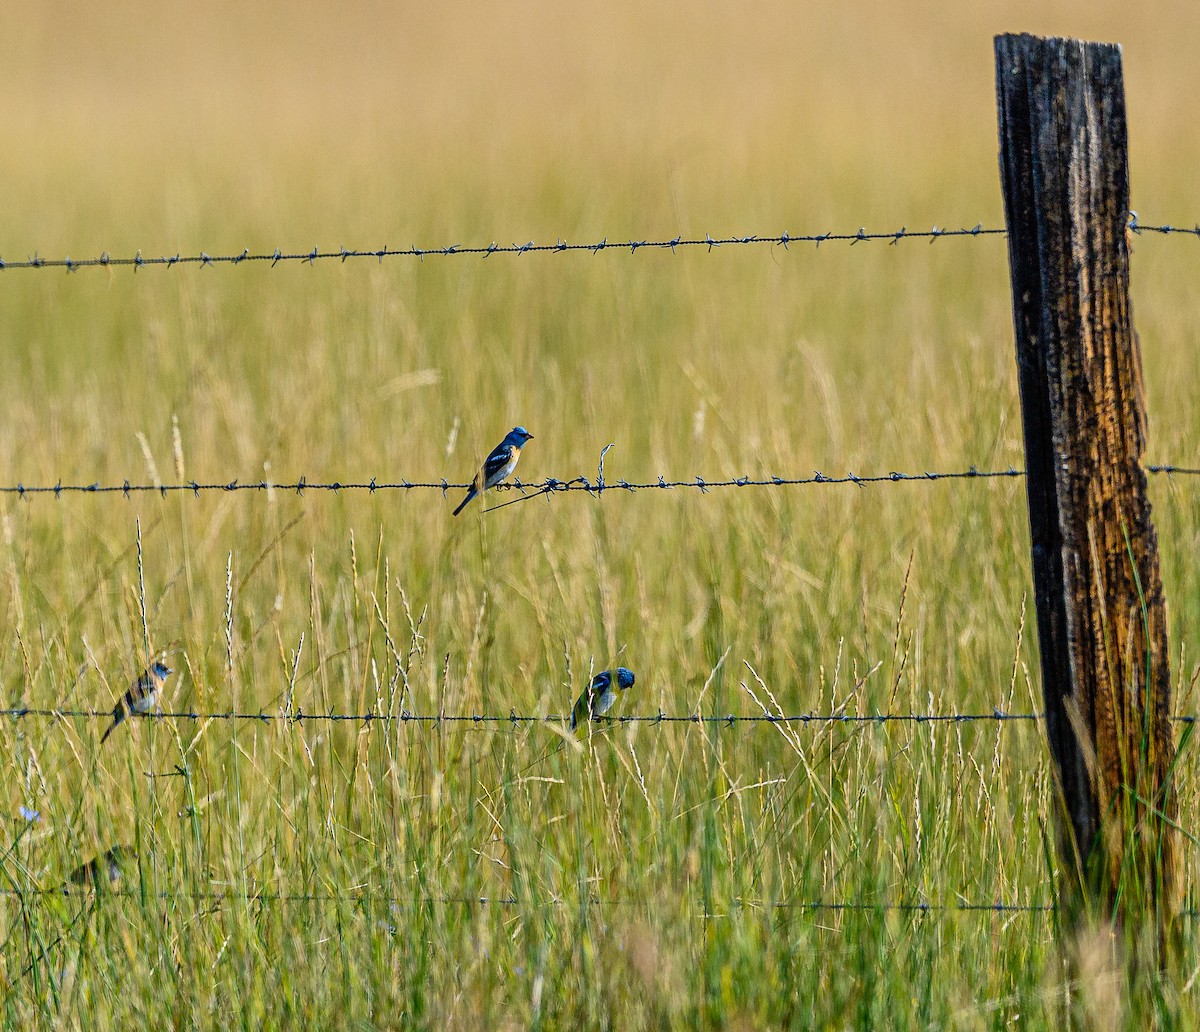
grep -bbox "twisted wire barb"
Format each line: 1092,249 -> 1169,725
0,225 -> 1007,272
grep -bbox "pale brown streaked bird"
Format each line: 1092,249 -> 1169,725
1126,209 -> 1138,255
100,661 -> 172,745
67,845 -> 133,889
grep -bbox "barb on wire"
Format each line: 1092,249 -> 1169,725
0,706 -> 1044,726
597,442 -> 615,490
0,466 -> 1030,500
0,225 -> 1009,273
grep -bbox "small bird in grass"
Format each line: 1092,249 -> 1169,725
570,667 -> 636,732
452,426 -> 534,516
66,845 -> 133,890
100,661 -> 172,745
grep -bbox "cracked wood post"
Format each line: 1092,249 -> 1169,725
994,33 -> 1178,944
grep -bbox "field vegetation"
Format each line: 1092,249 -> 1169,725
2,3 -> 1200,1027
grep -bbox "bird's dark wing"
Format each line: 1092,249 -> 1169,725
570,690 -> 587,730
482,443 -> 516,483
68,857 -> 101,886
130,670 -> 157,706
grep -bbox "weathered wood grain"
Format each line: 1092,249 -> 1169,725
995,32 -> 1177,943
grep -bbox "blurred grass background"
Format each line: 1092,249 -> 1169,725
1,2 -> 1199,1027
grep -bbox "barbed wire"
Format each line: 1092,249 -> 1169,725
1147,464 -> 1200,476
10,706 -> 1200,730
2,221 -> 1195,275
0,467 -> 1026,499
0,225 -> 1009,274
1,464 -> 1196,502
0,707 -> 1043,727
1127,214 -> 1200,239
15,883 -> 1200,919
0,884 -> 1056,915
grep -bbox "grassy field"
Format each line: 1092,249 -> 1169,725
2,3 -> 1200,1028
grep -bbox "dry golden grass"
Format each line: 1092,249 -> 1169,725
0,3 -> 1198,1028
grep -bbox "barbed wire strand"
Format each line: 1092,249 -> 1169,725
13,884 -> 1200,919
0,707 -> 1044,726
1127,214 -> 1200,239
2,221 -> 1195,275
0,884 -> 1056,914
0,465 -> 1196,502
8,707 -> 1200,730
0,225 -> 1009,273
0,467 -> 1025,499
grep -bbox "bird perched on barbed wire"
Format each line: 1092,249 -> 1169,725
100,661 -> 172,745
66,845 -> 133,890
570,667 -> 636,731
452,426 -> 534,515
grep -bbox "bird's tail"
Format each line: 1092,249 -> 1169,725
451,487 -> 477,516
99,704 -> 124,745
569,692 -> 588,732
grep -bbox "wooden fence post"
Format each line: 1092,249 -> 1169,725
994,33 -> 1178,948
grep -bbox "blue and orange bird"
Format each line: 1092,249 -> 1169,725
570,667 -> 636,732
452,426 -> 534,516
100,661 -> 172,745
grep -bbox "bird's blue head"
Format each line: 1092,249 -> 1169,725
592,667 -> 636,692
152,661 -> 173,680
507,426 -> 534,445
